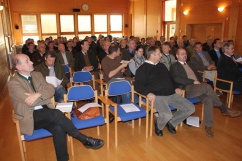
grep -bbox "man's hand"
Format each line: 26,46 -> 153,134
207,64 -> 216,70
83,66 -> 93,71
147,93 -> 156,101
175,88 -> 183,96
24,93 -> 41,106
194,80 -> 201,84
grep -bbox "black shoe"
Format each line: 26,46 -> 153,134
166,121 -> 176,134
83,137 -> 104,149
154,120 -> 163,136
183,119 -> 192,127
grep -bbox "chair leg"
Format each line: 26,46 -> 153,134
70,137 -> 74,156
132,119 -> 135,128
16,122 -> 26,161
106,105 -> 110,148
97,126 -> 100,136
150,106 -> 154,137
145,110 -> 149,138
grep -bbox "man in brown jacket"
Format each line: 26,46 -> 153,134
8,54 -> 104,161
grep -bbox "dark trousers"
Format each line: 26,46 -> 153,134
33,108 -> 81,161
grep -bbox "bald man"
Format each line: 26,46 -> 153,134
56,43 -> 74,68
170,49 -> 241,137
8,54 -> 104,161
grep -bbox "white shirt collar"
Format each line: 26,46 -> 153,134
224,53 -> 231,58
178,61 -> 186,65
145,60 -> 158,65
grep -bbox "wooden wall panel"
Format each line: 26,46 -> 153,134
131,0 -> 163,38
9,0 -> 130,44
146,0 -> 161,37
132,0 -> 146,38
235,2 -> 242,56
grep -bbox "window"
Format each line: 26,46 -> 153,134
78,15 -> 91,32
164,0 -> 176,21
110,15 -> 122,31
41,14 -> 57,33
61,35 -> 75,41
21,15 -> 37,33
94,15 -> 107,32
60,15 -> 74,32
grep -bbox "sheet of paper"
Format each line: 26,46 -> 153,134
204,70 -> 217,82
186,116 -> 200,127
78,103 -> 102,113
46,76 -> 62,87
120,103 -> 140,113
56,102 -> 73,112
120,60 -> 131,64
236,57 -> 242,62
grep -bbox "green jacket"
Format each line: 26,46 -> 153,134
35,62 -> 68,87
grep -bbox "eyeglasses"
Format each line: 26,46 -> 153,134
227,48 -> 234,50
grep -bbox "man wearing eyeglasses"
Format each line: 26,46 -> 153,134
217,43 -> 242,92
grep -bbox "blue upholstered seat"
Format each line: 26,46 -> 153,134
24,129 -> 52,141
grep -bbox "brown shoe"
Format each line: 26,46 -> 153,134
222,109 -> 241,118
205,126 -> 214,137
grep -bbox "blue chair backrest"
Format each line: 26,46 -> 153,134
108,80 -> 131,96
68,85 -> 94,101
63,65 -> 70,73
73,71 -> 92,83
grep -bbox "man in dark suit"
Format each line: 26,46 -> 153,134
31,42 -> 46,67
74,40 -> 99,91
191,42 -> 216,71
217,43 -> 242,91
121,39 -> 136,77
170,49 -> 241,137
202,35 -> 213,52
209,38 -> 223,66
8,54 -> 104,161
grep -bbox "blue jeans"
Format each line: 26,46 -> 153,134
54,86 -> 67,103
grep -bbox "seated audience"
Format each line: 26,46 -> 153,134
129,45 -> 145,75
134,46 -> 195,136
35,52 -> 68,103
9,54 -> 104,161
170,48 -> 241,137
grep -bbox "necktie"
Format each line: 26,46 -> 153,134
184,62 -> 186,65
28,76 -> 36,92
166,54 -> 171,65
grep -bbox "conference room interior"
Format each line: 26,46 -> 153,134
0,0 -> 242,161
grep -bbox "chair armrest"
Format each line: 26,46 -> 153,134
97,96 -> 112,106
216,78 -> 233,84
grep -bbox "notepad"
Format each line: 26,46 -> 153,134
56,102 -> 73,112
120,103 -> 140,113
186,116 -> 200,127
